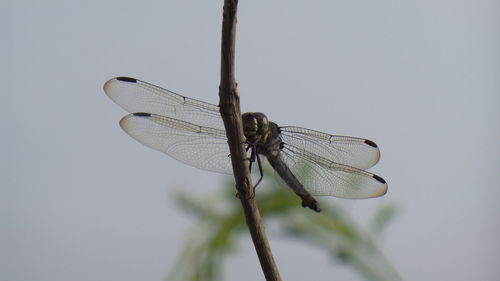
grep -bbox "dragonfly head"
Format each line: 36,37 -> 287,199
242,112 -> 270,145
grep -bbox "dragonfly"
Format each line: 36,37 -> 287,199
104,77 -> 387,212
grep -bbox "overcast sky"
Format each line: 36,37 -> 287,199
2,1 -> 500,280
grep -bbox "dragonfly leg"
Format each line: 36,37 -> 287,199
235,145 -> 256,199
250,153 -> 264,199
228,144 -> 254,167
248,145 -> 256,173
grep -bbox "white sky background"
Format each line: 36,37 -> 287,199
2,0 -> 499,280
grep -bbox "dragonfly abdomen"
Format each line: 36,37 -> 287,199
266,154 -> 321,212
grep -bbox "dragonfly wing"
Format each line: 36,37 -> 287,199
279,126 -> 380,170
104,77 -> 225,130
120,113 -> 232,175
279,144 -> 387,198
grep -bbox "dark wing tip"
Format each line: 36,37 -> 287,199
364,139 -> 378,148
372,174 -> 386,184
133,112 -> 151,117
116,77 -> 137,83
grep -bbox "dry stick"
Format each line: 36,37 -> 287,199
217,1 -> 282,281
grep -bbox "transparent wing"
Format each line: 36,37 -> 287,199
120,113 -> 232,174
104,77 -> 225,130
279,144 -> 387,198
279,126 -> 380,170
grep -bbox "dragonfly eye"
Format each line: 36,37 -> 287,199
242,112 -> 271,145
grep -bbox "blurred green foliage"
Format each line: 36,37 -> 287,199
167,169 -> 400,281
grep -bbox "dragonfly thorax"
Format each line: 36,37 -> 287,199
242,112 -> 270,145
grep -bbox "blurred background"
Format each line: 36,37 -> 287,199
2,0 -> 499,280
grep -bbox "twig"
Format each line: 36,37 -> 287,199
218,1 -> 282,280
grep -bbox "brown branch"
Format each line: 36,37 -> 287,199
218,1 -> 282,280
